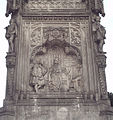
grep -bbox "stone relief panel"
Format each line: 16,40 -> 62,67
30,45 -> 83,93
70,23 -> 81,46
30,62 -> 48,92
28,22 -> 84,50
30,27 -> 42,47
24,0 -> 87,12
22,20 -> 89,94
43,27 -> 69,43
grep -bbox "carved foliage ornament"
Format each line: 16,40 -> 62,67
31,27 -> 41,47
71,27 -> 81,46
30,25 -> 82,49
24,0 -> 87,11
43,27 -> 69,42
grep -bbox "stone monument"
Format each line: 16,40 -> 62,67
0,0 -> 113,120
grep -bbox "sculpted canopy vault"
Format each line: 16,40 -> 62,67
29,25 -> 83,93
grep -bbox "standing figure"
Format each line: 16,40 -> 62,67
31,63 -> 47,92
92,16 -> 106,53
5,19 -> 17,53
49,57 -> 70,91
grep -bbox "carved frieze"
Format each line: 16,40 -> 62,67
27,20 -> 88,49
24,0 -> 87,12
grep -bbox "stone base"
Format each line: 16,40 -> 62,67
0,100 -> 113,120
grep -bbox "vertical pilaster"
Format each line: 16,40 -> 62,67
5,53 -> 16,101
96,53 -> 108,99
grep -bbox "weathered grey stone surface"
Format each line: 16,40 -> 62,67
0,0 -> 113,120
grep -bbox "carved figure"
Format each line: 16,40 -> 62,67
70,64 -> 82,92
49,57 -> 70,91
92,16 -> 106,53
5,0 -> 19,17
95,0 -> 105,17
5,19 -> 17,53
31,62 -> 47,92
6,0 -> 13,17
98,0 -> 105,17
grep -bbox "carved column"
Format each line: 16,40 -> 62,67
5,53 -> 16,101
96,54 -> 108,99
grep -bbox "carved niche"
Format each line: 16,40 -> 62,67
29,24 -> 84,93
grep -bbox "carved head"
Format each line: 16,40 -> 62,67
53,57 -> 60,64
96,16 -> 101,22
